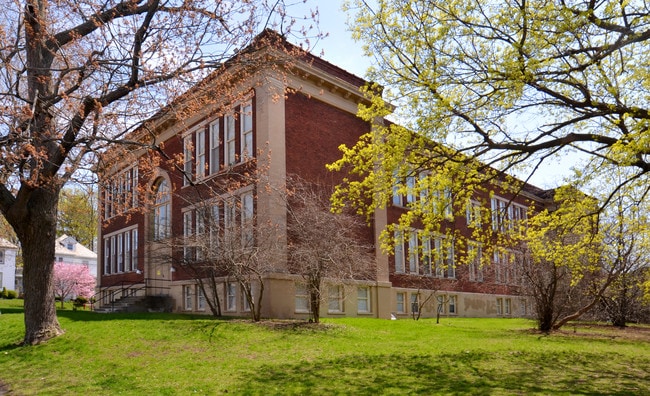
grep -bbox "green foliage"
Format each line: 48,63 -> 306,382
0,300 -> 648,394
524,186 -> 602,283
344,0 -> 650,216
329,87 -> 512,262
57,187 -> 98,250
1,287 -> 6,299
5,290 -> 17,299
73,296 -> 88,308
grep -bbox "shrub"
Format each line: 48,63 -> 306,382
73,296 -> 88,308
5,290 -> 17,299
1,287 -> 7,299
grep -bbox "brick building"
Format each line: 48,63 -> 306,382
97,31 -> 554,319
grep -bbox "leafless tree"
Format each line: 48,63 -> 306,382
286,178 -> 375,323
152,165 -> 284,321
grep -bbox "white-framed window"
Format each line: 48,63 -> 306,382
209,204 -> 220,250
224,198 -> 236,235
406,175 -> 416,204
328,285 -> 344,313
103,226 -> 139,275
512,251 -> 523,285
392,174 -> 403,207
446,239 -> 455,278
242,289 -> 251,312
437,295 -> 446,315
183,210 -> 193,261
408,230 -> 418,274
226,282 -> 237,311
153,178 -> 171,241
295,283 -> 309,313
449,295 -> 457,315
241,101 -> 253,159
209,120 -> 220,174
466,200 -> 481,227
197,286 -> 206,311
410,293 -> 419,313
183,285 -> 193,311
396,292 -> 406,313
491,196 -> 527,232
131,167 -> 139,208
132,228 -> 138,272
124,232 -> 131,272
421,235 -> 432,275
357,287 -> 371,313
196,128 -> 206,180
183,134 -> 193,186
493,250 -> 513,284
394,231 -> 405,273
103,238 -> 110,274
505,298 -> 511,315
468,242 -> 484,282
110,236 -> 116,273
194,207 -> 207,260
520,299 -> 527,316
433,187 -> 453,219
117,233 -> 124,272
511,205 -> 528,233
433,237 -> 455,278
496,297 -> 504,315
225,114 -> 236,165
241,191 -> 254,247
103,165 -> 138,219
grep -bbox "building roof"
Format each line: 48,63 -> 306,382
55,235 -> 97,260
0,238 -> 18,249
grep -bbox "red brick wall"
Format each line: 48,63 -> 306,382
285,92 -> 370,186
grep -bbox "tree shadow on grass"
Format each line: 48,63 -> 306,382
55,309 -> 228,322
0,307 -> 24,315
232,350 -> 649,395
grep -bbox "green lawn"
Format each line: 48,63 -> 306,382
0,299 -> 648,395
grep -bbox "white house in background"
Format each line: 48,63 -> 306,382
0,238 -> 18,291
55,235 -> 98,278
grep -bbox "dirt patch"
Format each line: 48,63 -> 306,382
254,319 -> 337,332
563,323 -> 650,342
0,380 -> 11,395
526,323 -> 650,342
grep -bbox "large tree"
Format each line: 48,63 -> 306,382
339,0 -> 650,210
0,0 -> 319,344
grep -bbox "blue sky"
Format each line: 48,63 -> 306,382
290,1 -> 371,78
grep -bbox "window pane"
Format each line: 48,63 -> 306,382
210,121 -> 220,174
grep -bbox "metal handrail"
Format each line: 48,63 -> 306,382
93,277 -> 173,311
90,280 -> 143,310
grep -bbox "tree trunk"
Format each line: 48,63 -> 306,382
19,189 -> 64,345
310,289 -> 320,324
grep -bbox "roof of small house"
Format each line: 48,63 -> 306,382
55,235 -> 97,260
0,238 -> 18,250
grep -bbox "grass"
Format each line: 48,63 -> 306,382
0,299 -> 648,395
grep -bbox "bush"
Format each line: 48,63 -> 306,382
5,290 -> 17,299
1,287 -> 7,299
73,296 -> 88,308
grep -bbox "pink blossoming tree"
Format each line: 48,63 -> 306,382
53,263 -> 96,308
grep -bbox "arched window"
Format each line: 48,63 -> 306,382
153,178 -> 171,240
